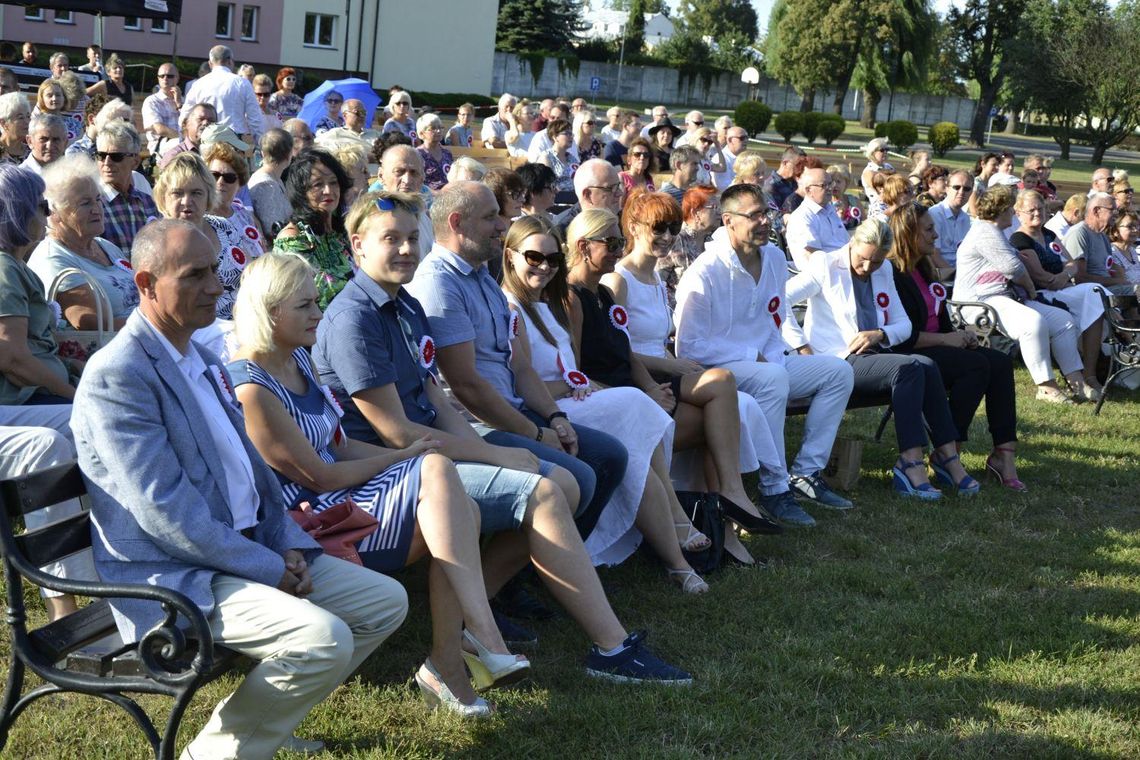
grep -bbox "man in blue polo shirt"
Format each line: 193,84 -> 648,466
406,181 -> 629,540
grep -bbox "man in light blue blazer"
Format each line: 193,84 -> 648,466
71,219 -> 408,760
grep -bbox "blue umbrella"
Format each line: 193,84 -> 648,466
298,78 -> 381,132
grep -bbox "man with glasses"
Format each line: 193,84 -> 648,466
341,98 -> 380,140
674,184 -> 856,524
1065,193 -> 1136,295
159,102 -> 217,169
143,63 -> 182,156
96,122 -> 157,254
928,169 -> 974,268
674,110 -> 705,147
715,126 -> 749,193
1089,167 -> 1113,198
639,104 -> 670,137
785,167 -> 848,270
180,45 -> 263,145
552,158 -> 624,234
602,111 -> 641,168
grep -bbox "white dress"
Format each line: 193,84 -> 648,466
614,265 -> 782,478
505,294 -> 673,567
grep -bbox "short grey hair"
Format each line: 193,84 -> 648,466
388,89 -> 413,109
1089,191 -> 1113,204
233,252 -> 316,353
42,154 -> 102,210
93,100 -> 133,134
416,112 -> 441,133
0,91 -> 30,122
714,115 -> 733,131
29,112 -> 68,136
430,180 -> 487,236
209,45 -> 232,64
863,137 -> 890,160
49,52 -> 68,68
446,156 -> 486,183
260,128 -> 293,165
669,145 -> 701,171
498,92 -> 516,109
96,120 -> 142,154
850,216 -> 893,251
573,158 -> 616,198
132,218 -> 201,276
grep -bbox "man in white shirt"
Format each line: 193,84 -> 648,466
600,106 -> 622,144
1089,167 -> 1112,197
714,115 -> 733,147
481,93 -> 516,149
674,110 -> 705,147
674,184 -> 856,525
927,170 -> 973,267
21,113 -> 67,176
784,167 -> 849,270
180,45 -> 263,145
639,105 -> 669,137
142,62 -> 182,155
714,126 -> 748,193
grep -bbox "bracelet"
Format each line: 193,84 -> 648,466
547,411 -> 569,425
535,426 -> 544,442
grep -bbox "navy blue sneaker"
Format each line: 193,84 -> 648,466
790,472 -> 854,510
760,490 -> 816,527
584,631 -> 692,685
493,610 -> 538,650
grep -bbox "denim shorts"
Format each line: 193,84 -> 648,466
454,461 -> 551,533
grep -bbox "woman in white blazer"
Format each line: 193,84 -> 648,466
785,217 -> 979,500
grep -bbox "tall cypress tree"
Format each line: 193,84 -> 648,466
496,0 -> 587,52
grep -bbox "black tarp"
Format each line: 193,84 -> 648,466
2,1 -> 182,22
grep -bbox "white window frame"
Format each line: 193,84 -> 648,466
152,17 -> 170,33
240,6 -> 259,42
54,10 -> 75,24
303,13 -> 337,49
24,6 -> 45,21
124,15 -> 143,31
216,3 -> 234,39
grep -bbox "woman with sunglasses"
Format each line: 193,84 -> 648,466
502,214 -> 709,592
269,68 -> 304,121
382,90 -> 417,144
599,192 -> 782,541
689,126 -> 727,187
1113,178 -> 1135,214
204,141 -> 265,261
572,112 -> 603,162
313,91 -> 344,136
619,137 -> 656,195
656,184 -> 719,310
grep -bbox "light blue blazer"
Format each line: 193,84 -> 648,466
72,311 -> 321,642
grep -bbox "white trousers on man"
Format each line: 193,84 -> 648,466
982,295 -> 1082,384
181,555 -> 408,760
721,354 -> 854,495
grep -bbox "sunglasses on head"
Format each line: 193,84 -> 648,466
652,222 -> 682,236
518,249 -> 562,268
96,151 -> 135,163
586,236 -> 626,253
211,170 -> 238,184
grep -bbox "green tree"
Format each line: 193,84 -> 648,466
610,0 -> 667,13
625,0 -> 647,55
764,0 -> 862,113
652,28 -> 712,67
678,0 -> 759,44
496,0 -> 588,53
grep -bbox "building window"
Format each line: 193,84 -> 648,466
24,6 -> 44,21
54,10 -> 74,24
303,13 -> 336,48
216,3 -> 234,39
240,6 -> 259,41
152,18 -> 169,33
124,15 -> 142,30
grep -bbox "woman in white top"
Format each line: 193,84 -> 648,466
500,215 -> 708,594
1109,208 -> 1140,284
504,101 -> 536,159
859,137 -> 893,203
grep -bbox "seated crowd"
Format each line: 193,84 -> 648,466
2,45 -> 1138,757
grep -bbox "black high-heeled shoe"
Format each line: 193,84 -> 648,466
719,495 -> 783,535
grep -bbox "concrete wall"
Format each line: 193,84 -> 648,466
492,51 -> 978,129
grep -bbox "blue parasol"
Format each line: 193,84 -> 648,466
298,78 -> 381,132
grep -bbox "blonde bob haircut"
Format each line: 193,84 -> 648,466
731,150 -> 767,183
565,207 -> 620,268
154,152 -> 218,218
344,189 -> 425,238
233,252 -> 317,353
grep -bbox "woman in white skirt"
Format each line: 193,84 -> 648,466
954,185 -> 1093,404
500,215 -> 709,594
1009,189 -> 1107,398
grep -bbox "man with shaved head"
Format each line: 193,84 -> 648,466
784,166 -> 849,270
376,143 -> 433,250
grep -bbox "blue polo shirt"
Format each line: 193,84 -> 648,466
313,271 -> 438,445
406,244 -> 525,410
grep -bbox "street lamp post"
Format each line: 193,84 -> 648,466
741,66 -> 760,102
615,20 -> 627,107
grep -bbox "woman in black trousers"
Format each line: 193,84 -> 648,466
888,203 -> 1026,492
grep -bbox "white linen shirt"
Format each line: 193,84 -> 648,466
928,199 -> 973,267
180,65 -> 264,138
139,314 -> 260,529
784,197 -> 849,271
673,231 -> 796,368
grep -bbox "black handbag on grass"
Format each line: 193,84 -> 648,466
676,491 -> 724,574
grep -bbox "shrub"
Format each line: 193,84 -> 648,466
885,120 -> 918,151
773,111 -> 803,142
928,122 -> 961,157
818,114 -> 846,146
874,122 -> 890,138
734,100 -> 773,137
801,111 -> 823,143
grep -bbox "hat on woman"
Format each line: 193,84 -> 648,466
648,119 -> 683,142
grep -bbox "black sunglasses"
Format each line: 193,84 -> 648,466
518,249 -> 562,268
586,236 -> 626,253
95,151 -> 136,163
652,222 -> 682,236
211,170 -> 239,184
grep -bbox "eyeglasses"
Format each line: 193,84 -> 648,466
689,120 -> 704,126
508,190 -> 526,202
949,184 -> 973,192
725,209 -> 769,223
588,183 -> 622,195
651,222 -> 682,236
586,236 -> 626,252
255,91 -> 271,98
583,121 -> 595,126
211,170 -> 239,184
1119,188 -> 1135,195
630,151 -> 650,159
805,182 -> 827,190
517,249 -> 563,268
1092,205 -> 1113,214
345,109 -> 365,116
326,99 -> 343,105
95,151 -> 136,163
157,73 -> 177,79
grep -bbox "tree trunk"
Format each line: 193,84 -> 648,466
1092,141 -> 1108,165
860,86 -> 880,129
969,84 -> 999,146
800,88 -> 815,112
831,42 -> 861,117
1004,106 -> 1021,134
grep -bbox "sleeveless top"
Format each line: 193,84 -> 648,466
615,264 -> 671,358
1009,229 -> 1064,274
504,294 -> 581,382
572,284 -> 634,388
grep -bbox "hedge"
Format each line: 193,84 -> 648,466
734,100 -> 773,137
773,111 -> 803,141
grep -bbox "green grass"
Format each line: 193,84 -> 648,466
3,368 -> 1140,758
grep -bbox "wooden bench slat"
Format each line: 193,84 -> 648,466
1,462 -> 85,517
28,598 -> 118,664
14,512 -> 91,566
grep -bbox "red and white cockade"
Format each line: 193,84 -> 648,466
609,304 -> 629,334
208,365 -> 234,404
876,292 -> 890,325
320,384 -> 347,444
115,258 -> 133,273
418,335 -> 436,369
929,282 -> 947,315
767,295 -> 782,328
230,247 -> 246,266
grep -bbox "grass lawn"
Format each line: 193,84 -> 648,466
3,369 -> 1140,758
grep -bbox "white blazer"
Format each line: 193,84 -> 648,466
784,245 -> 912,358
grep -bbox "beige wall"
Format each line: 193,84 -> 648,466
281,0 -> 353,71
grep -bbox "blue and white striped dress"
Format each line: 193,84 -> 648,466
228,349 -> 424,572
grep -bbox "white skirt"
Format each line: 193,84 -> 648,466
1039,283 -> 1105,333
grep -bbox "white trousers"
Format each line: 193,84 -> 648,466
721,354 -> 854,495
181,555 -> 408,760
985,295 -> 1082,383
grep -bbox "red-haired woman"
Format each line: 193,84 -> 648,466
656,184 -> 719,310
269,67 -> 304,121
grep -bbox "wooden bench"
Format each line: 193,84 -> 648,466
448,145 -> 524,170
0,462 -> 246,760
